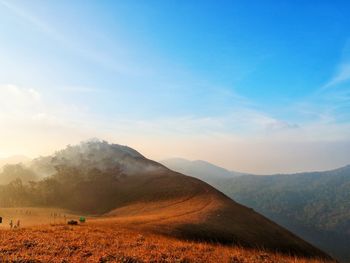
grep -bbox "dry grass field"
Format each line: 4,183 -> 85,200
0,207 -> 335,263
0,218 -> 335,263
0,207 -> 87,229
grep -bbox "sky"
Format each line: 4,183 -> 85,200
0,0 -> 350,174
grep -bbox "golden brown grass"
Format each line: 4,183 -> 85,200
0,217 -> 335,263
0,207 -> 87,229
1,170 -> 330,260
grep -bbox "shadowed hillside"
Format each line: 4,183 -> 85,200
0,140 -> 331,260
163,158 -> 350,262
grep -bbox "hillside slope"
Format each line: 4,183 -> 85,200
0,141 -> 331,260
162,159 -> 350,262
105,171 -> 329,259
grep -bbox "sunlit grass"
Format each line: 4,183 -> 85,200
0,218 -> 335,263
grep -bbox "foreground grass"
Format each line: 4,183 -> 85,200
0,221 -> 334,263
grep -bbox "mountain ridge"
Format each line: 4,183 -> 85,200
160,158 -> 245,180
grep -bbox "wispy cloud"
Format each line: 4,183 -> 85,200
299,42 -> 350,131
323,40 -> 350,88
0,0 -> 65,43
0,83 -> 97,156
324,63 -> 350,88
0,0 -> 146,76
0,83 -> 349,173
58,86 -> 101,93
0,84 -> 41,115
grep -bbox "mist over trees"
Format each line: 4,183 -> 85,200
0,164 -> 38,185
0,140 -> 163,214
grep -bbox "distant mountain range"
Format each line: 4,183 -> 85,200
161,158 -> 245,179
0,140 -> 329,260
162,158 -> 350,262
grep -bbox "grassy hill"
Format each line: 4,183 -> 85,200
0,140 -> 331,260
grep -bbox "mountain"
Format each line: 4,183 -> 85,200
28,139 -> 160,178
0,140 -> 330,260
161,158 -> 244,181
161,159 -> 350,262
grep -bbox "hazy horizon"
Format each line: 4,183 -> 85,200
1,138 -> 349,175
1,1 -> 350,174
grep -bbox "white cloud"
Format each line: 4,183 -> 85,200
238,111 -> 299,132
0,84 -> 40,99
0,84 -> 42,115
0,84 -> 95,156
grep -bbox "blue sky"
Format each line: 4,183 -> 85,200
0,0 -> 350,173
